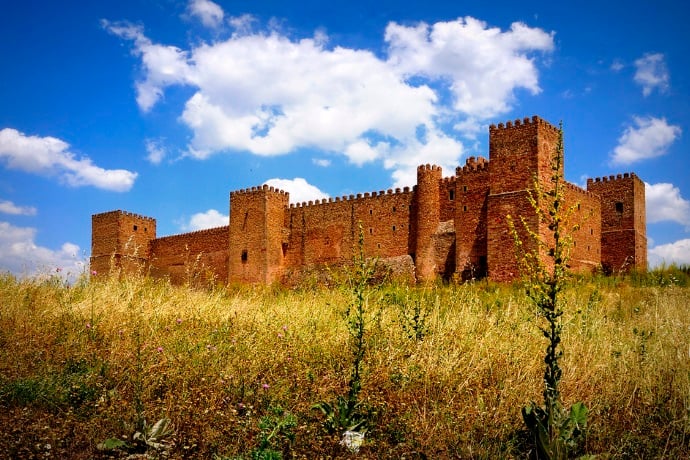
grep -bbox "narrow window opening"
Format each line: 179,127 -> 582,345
449,190 -> 455,201
377,243 -> 381,249
392,225 -> 396,231
133,225 -> 138,231
392,206 -> 396,212
462,185 -> 468,192
241,250 -> 248,263
369,228 -> 373,234
615,202 -> 624,213
369,209 -> 373,215
463,205 -> 467,212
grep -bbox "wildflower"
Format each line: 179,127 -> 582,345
156,346 -> 164,353
282,325 -> 288,331
176,318 -> 182,325
85,323 -> 92,329
277,333 -> 284,339
261,383 -> 269,390
56,267 -> 62,273
91,270 -> 97,276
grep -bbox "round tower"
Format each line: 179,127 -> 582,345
415,164 -> 442,281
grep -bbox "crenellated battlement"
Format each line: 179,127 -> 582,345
587,172 -> 640,185
230,184 -> 290,198
489,115 -> 559,134
417,163 -> 442,172
457,156 -> 490,174
288,186 -> 412,209
94,209 -> 156,224
154,225 -> 229,242
562,181 -> 597,199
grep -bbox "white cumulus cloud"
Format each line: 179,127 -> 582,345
611,116 -> 681,165
263,178 -> 329,204
648,239 -> 690,267
187,0 -> 224,29
385,17 -> 554,119
183,209 -> 229,231
0,199 -> 37,216
105,16 -> 553,185
645,182 -> 690,228
0,221 -> 84,278
634,53 -> 669,96
0,128 -> 137,192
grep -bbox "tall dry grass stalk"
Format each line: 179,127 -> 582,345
0,271 -> 688,458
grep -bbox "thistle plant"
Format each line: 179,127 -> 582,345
508,123 -> 588,459
313,223 -> 374,437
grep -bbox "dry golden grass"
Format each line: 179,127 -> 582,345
0,271 -> 688,459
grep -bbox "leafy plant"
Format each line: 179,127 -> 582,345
97,417 -> 174,453
508,123 -> 588,459
313,223 -> 374,439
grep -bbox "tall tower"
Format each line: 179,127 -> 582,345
486,116 -> 561,281
414,164 -> 442,281
90,210 -> 157,276
228,185 -> 289,284
587,173 -> 647,272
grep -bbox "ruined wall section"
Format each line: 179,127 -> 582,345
285,188 -> 414,273
150,226 -> 229,285
90,210 -> 156,276
487,117 -> 561,281
455,157 -> 490,280
563,183 -> 601,273
228,185 -> 289,284
587,173 -> 647,272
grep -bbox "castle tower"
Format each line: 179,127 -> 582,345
228,185 -> 289,284
414,164 -> 442,281
486,116 -> 562,281
90,210 -> 157,276
587,173 -> 647,272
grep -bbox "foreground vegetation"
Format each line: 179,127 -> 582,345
1,267 -> 689,459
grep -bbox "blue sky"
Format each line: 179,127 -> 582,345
1,0 -> 688,278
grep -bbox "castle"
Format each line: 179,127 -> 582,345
90,116 -> 647,285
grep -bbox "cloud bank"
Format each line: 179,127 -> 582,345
104,10 -> 554,187
0,128 -> 137,192
0,221 -> 83,278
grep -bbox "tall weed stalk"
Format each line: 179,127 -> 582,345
508,123 -> 588,459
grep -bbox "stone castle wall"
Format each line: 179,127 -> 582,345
150,226 -> 229,285
587,173 -> 647,272
90,115 -> 646,284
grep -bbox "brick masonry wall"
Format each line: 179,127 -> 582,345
564,184 -> 602,272
415,165 -> 442,281
587,173 -> 647,272
150,226 -> 229,285
228,186 -> 289,284
90,211 -> 156,276
285,189 -> 414,270
455,158 -> 490,279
